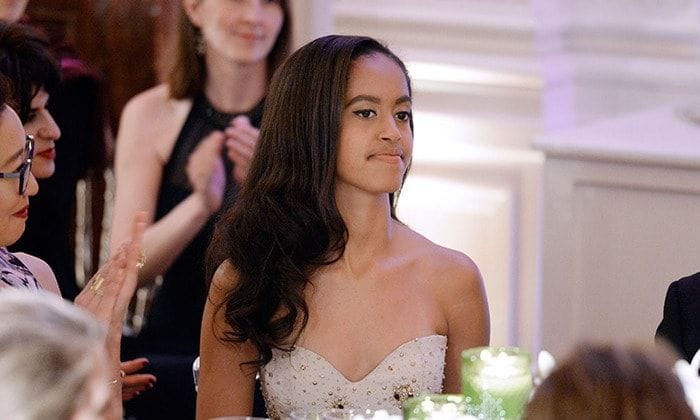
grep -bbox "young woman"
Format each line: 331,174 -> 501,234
197,35 -> 490,419
0,86 -> 146,418
110,1 -> 291,417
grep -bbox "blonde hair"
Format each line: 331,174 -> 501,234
0,289 -> 105,420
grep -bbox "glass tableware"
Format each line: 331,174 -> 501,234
461,346 -> 533,420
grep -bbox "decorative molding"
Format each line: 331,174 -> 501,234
334,0 -> 538,58
539,157 -> 700,356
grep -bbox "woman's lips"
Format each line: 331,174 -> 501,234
236,32 -> 263,42
36,148 -> 56,160
13,206 -> 28,219
370,153 -> 403,164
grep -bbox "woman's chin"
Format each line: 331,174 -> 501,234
0,226 -> 25,248
30,162 -> 55,179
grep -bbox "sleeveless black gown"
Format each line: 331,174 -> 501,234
123,94 -> 266,420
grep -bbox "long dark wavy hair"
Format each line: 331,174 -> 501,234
168,0 -> 291,100
206,35 -> 413,367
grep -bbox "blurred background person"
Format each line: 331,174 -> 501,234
0,0 -> 109,302
110,1 -> 291,418
525,343 -> 694,420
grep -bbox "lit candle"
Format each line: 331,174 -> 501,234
402,394 -> 476,420
461,347 -> 533,420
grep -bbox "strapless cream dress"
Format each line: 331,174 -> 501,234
260,335 -> 447,419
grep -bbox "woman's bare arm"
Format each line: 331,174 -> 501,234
110,86 -> 221,286
197,261 -> 258,419
436,251 -> 490,393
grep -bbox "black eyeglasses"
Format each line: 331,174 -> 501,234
0,134 -> 34,195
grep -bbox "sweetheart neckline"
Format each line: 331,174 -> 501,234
286,334 -> 446,384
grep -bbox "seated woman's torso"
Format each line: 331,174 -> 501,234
260,334 -> 447,419
260,227 -> 451,418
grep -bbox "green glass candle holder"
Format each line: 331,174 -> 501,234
461,346 -> 533,420
402,394 -> 471,420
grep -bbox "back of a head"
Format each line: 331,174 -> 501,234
0,21 -> 60,123
525,344 -> 694,420
0,289 -> 105,420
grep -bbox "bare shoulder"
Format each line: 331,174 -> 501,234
398,227 -> 489,347
119,84 -> 191,136
400,227 -> 481,280
12,253 -> 60,295
117,84 -> 193,158
122,84 -> 175,116
398,226 -> 483,300
208,260 -> 241,306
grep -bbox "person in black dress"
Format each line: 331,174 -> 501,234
110,1 -> 292,418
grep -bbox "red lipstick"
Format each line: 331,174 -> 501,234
36,148 -> 56,160
13,206 -> 28,219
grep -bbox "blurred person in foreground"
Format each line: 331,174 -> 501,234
0,289 -> 115,419
525,343 -> 695,420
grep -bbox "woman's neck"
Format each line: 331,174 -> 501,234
335,189 -> 395,276
203,53 -> 268,113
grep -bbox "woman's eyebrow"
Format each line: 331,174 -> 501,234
345,95 -> 413,107
346,94 -> 380,107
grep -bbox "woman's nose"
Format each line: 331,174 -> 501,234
37,114 -> 61,142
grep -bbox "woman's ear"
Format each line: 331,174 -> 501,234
182,0 -> 203,28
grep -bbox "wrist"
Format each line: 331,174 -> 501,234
190,191 -> 219,218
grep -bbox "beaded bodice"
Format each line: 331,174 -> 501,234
260,335 -> 447,419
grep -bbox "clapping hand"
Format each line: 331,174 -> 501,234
75,212 -> 146,330
186,131 -> 226,214
225,115 -> 259,183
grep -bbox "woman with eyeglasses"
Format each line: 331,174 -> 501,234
0,77 -> 151,419
0,99 -> 145,417
0,21 -> 157,403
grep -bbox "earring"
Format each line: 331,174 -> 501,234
195,31 -> 205,56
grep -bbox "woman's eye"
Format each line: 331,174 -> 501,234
396,111 -> 412,122
27,111 -> 38,122
353,109 -> 376,119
